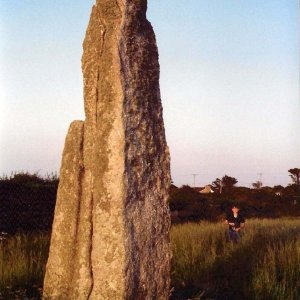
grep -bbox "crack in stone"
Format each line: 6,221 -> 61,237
75,124 -> 85,241
99,27 -> 106,57
95,6 -> 107,58
87,176 -> 94,300
95,68 -> 99,125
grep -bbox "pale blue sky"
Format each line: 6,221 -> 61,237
0,0 -> 299,187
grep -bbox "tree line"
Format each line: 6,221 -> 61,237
0,169 -> 299,232
210,168 -> 300,193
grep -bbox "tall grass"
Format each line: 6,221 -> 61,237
171,218 -> 300,299
0,232 -> 50,299
0,219 -> 299,299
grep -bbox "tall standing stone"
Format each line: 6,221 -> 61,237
43,0 -> 171,299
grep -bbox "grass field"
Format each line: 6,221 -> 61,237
171,218 -> 300,299
0,232 -> 49,299
0,218 -> 299,299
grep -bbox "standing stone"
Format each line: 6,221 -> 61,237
43,0 -> 171,299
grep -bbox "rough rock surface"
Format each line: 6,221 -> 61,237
43,0 -> 171,299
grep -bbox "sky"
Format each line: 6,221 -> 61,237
0,0 -> 299,187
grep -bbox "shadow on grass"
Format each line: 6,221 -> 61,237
171,238 -> 258,299
170,227 -> 299,300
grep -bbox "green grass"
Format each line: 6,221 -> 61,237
0,232 -> 50,299
171,218 -> 300,299
0,218 -> 299,299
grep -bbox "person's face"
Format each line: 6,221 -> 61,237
232,206 -> 239,214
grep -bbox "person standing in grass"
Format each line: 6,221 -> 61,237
225,203 -> 245,243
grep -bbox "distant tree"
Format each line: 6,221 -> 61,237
212,178 -> 222,193
222,175 -> 238,188
288,168 -> 300,187
212,175 -> 238,193
252,181 -> 263,189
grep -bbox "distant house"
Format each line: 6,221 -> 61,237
199,185 -> 214,194
274,186 -> 284,196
